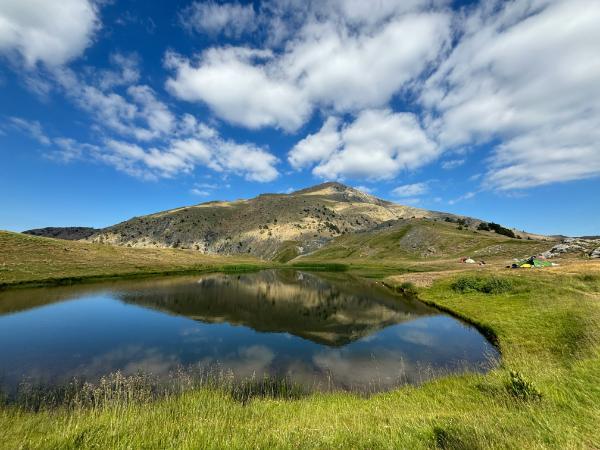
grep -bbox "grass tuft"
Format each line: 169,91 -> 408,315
451,276 -> 514,294
505,371 -> 542,401
230,376 -> 308,404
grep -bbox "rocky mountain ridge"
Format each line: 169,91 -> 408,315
21,182 -> 573,261
86,182 -> 445,260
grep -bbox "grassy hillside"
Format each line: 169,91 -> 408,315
23,183 -> 552,263
1,262 -> 598,448
84,183 -> 460,259
0,231 -> 265,288
296,219 -> 553,264
1,221 -> 556,288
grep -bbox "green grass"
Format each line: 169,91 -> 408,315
297,219 -> 552,264
289,262 -> 349,272
272,241 -> 301,263
0,231 -> 270,289
451,275 -> 514,294
1,263 -> 599,448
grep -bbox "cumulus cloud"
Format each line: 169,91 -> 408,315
288,117 -> 340,169
282,12 -> 450,112
289,110 -> 439,180
22,49 -> 280,184
167,3 -> 451,131
0,0 -> 99,67
180,1 -> 256,38
392,183 -> 428,197
165,48 -> 310,132
422,0 -> 600,189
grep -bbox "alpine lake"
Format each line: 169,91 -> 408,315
0,270 -> 498,394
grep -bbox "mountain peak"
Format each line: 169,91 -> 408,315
292,182 -> 388,206
292,182 -> 351,195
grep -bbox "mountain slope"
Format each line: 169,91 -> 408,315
297,219 -> 552,263
0,230 -> 261,288
87,182 -> 452,260
22,182 -> 554,261
23,227 -> 99,240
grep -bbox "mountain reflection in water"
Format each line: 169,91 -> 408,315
117,271 -> 434,346
0,271 -> 498,392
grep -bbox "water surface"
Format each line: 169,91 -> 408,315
0,270 -> 498,392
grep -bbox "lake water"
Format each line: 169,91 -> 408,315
0,270 -> 498,393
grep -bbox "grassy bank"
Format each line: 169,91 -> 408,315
0,231 -> 269,289
1,258 -> 598,448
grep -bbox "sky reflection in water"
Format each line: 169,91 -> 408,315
0,271 -> 498,392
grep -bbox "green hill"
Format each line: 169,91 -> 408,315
295,218 -> 552,264
23,182 -> 552,262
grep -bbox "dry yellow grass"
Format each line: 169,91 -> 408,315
0,230 -> 266,288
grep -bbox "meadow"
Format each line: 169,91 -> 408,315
0,231 -> 599,448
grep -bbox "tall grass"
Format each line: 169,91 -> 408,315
1,266 -> 599,448
5,368 -> 311,412
451,275 -> 514,294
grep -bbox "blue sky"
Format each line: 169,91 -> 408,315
1,0 -> 599,236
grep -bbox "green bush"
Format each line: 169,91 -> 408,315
451,276 -> 514,294
487,222 -> 516,238
505,371 -> 542,401
398,281 -> 418,295
477,222 -> 490,231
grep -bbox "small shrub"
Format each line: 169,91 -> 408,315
477,222 -> 490,231
451,276 -> 514,294
505,371 -> 542,401
398,281 -> 418,295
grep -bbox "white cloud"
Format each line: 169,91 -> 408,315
9,117 -> 50,145
392,183 -> 428,197
190,188 -> 210,196
53,66 -> 174,142
0,0 -> 99,67
127,85 -> 175,137
289,110 -> 439,180
282,12 -> 450,112
288,117 -> 340,169
165,48 -> 311,132
53,121 -> 279,183
441,159 -> 464,170
422,0 -> 600,189
166,4 -> 451,131
97,53 -> 140,90
216,140 -> 279,182
51,137 -> 90,162
180,1 -> 256,38
448,191 -> 475,205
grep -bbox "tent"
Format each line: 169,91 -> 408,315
515,256 -> 553,268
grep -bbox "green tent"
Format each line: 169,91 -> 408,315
532,259 -> 552,268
